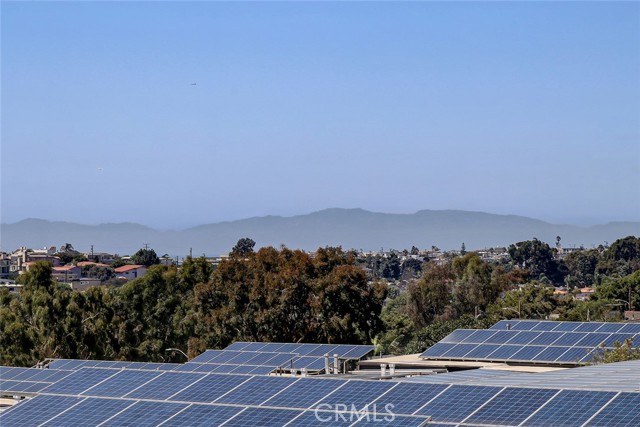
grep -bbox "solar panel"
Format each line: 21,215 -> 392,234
169,373 -> 250,403
522,389 -> 617,427
315,380 -> 396,411
442,343 -> 476,358
220,407 -> 301,427
370,382 -> 449,415
80,369 -> 162,398
44,397 -> 135,426
0,379 -> 50,393
0,395 -> 83,427
462,344 -> 501,359
464,387 -> 558,425
415,385 -> 503,422
213,375 -> 298,405
123,371 -> 205,400
585,392 -> 640,426
261,377 -> 345,409
159,404 -> 242,427
99,400 -> 188,427
40,368 -> 119,395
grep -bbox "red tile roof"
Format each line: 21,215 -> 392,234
114,265 -> 145,273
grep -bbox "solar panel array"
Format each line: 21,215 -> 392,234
421,321 -> 640,364
0,367 -> 73,394
2,366 -> 640,427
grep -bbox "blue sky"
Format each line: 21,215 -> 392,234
2,1 -> 639,229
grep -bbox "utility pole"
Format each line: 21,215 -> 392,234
144,243 -> 149,250
91,245 -> 94,259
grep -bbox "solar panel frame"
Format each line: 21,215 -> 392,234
80,369 -> 163,398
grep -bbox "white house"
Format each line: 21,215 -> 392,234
114,265 -> 147,281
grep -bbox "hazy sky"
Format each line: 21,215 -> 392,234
2,1 -> 639,229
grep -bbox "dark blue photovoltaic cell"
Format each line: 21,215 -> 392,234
552,322 -> 581,332
45,397 -> 135,427
220,407 -> 301,427
0,380 -> 49,393
214,376 -> 297,405
342,345 -> 375,359
170,374 -> 250,403
160,404 -> 242,427
261,378 -> 345,409
462,330 -> 497,343
556,347 -> 591,363
0,395 -> 83,427
553,332 -> 587,346
370,382 -> 448,415
188,350 -> 223,363
576,333 -> 611,348
443,344 -> 477,358
421,343 -> 457,357
40,368 -> 118,395
484,330 -> 517,344
100,400 -> 187,427
512,321 -> 540,331
507,331 -> 542,345
603,333 -> 636,347
415,385 -> 503,422
124,372 -> 205,400
249,366 -> 276,375
530,322 -> 558,331
485,345 -> 520,360
439,329 -> 477,343
228,365 -> 259,374
212,365 -> 236,373
81,369 -> 163,397
596,323 -> 625,333
292,344 -> 322,356
461,345 -> 502,359
508,346 -> 544,361
619,324 -> 640,334
315,380 -> 396,411
529,332 -> 562,346
585,392 -> 640,427
465,387 -> 557,425
532,346 -> 570,362
523,389 -> 616,427
574,323 -> 605,332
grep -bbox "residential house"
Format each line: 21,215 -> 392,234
114,265 -> 147,281
51,265 -> 82,283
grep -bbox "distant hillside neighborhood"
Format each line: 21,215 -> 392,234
1,208 -> 638,257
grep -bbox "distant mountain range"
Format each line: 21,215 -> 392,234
1,209 -> 638,257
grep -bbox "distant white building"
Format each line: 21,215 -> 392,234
114,265 -> 147,280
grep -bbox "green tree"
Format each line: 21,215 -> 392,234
487,283 -> 559,319
231,238 -> 256,257
564,249 -> 599,288
508,239 -> 563,283
131,248 -> 160,267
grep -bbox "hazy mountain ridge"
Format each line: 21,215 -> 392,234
1,209 -> 638,257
